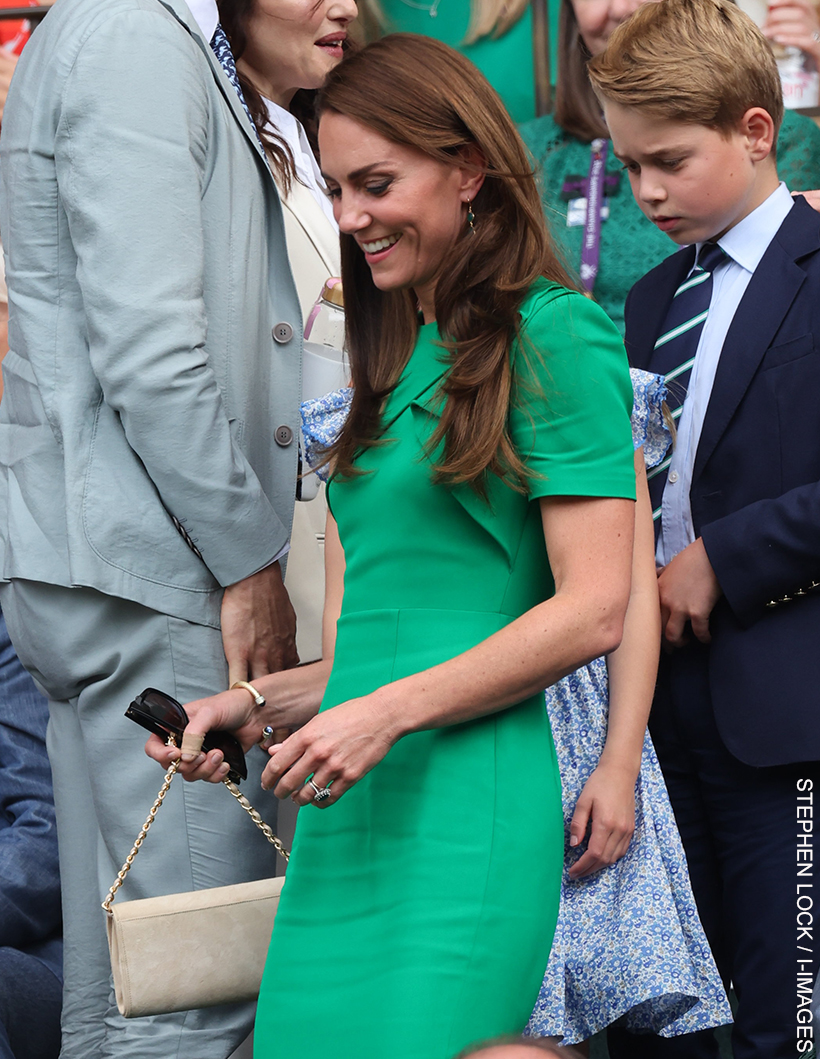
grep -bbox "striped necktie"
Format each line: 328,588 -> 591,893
647,241 -> 727,526
210,24 -> 265,150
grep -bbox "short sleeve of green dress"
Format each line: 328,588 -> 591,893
253,279 -> 635,1059
510,280 -> 638,498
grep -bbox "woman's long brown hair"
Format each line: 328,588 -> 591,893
318,33 -> 574,493
553,0 -> 608,142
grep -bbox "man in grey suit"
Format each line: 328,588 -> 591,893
0,0 -> 304,1054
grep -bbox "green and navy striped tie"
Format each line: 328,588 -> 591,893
647,241 -> 727,528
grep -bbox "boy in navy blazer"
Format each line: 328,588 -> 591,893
588,1 -> 820,1056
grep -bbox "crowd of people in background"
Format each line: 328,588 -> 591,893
0,0 -> 818,1057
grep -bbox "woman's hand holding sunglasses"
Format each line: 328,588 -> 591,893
142,660 -> 334,783
142,687 -> 262,783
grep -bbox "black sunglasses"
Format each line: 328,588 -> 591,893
126,687 -> 248,784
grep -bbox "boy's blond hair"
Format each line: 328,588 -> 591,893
588,0 -> 784,140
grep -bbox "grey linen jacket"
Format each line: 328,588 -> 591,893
0,0 -> 303,627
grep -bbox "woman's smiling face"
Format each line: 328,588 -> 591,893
319,111 -> 483,322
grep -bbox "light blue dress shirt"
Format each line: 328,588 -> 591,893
657,183 -> 795,566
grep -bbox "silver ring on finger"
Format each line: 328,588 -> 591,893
308,778 -> 332,802
814,29 -> 820,41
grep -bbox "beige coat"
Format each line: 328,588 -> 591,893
280,177 -> 342,663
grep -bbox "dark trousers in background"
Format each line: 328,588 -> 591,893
0,949 -> 61,1059
0,609 -> 62,1059
608,641 -> 818,1059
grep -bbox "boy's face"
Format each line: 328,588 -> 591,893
605,102 -> 776,245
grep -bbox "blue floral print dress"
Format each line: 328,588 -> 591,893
523,370 -> 732,1044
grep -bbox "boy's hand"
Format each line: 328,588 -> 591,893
657,537 -> 722,647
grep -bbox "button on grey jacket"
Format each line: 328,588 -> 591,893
0,0 -> 303,628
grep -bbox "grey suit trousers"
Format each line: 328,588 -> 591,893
1,579 -> 284,1059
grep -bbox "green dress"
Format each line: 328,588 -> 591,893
519,110 -> 820,333
377,0 -> 559,123
254,280 -> 636,1058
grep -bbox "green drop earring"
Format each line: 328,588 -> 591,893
466,200 -> 476,234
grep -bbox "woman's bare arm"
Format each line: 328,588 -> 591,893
268,493 -> 635,805
150,494 -> 634,794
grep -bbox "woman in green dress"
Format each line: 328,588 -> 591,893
149,34 -> 637,1058
519,0 -> 820,332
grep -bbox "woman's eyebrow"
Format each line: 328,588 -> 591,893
323,162 -> 393,183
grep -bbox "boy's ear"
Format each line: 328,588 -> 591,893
739,107 -> 776,163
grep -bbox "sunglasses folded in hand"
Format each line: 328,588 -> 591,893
126,687 -> 248,784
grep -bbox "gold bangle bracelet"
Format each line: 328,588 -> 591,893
230,680 -> 266,708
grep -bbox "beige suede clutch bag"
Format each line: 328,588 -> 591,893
103,762 -> 289,1018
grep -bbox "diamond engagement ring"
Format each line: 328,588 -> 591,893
308,778 -> 332,802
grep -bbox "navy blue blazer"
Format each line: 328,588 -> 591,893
625,195 -> 820,768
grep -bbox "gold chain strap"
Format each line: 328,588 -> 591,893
102,759 -> 180,914
102,757 -> 289,915
223,778 -> 290,862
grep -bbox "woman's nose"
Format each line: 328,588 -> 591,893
335,195 -> 369,235
330,0 -> 358,23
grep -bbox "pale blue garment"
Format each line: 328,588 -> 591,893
299,370 -> 732,1045
525,369 -> 732,1044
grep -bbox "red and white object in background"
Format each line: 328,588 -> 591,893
0,0 -> 40,55
737,0 -> 820,108
777,46 -> 820,108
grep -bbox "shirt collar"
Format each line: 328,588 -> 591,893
697,182 -> 794,275
185,0 -> 219,43
263,97 -> 326,189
